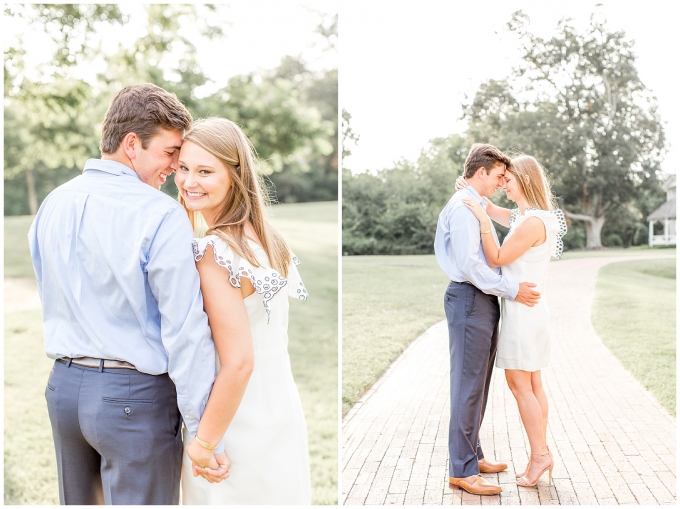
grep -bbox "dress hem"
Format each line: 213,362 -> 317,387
494,362 -> 550,372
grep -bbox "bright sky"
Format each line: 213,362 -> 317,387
341,0 -> 679,175
5,1 -> 337,91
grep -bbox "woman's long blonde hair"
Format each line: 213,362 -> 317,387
179,118 -> 291,276
507,155 -> 557,211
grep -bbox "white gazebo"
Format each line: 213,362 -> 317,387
647,175 -> 676,246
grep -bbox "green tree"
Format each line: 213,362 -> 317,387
265,13 -> 338,202
465,12 -> 666,248
5,4 -> 337,213
343,135 -> 468,254
342,109 -> 360,160
4,4 -> 125,214
4,79 -> 103,214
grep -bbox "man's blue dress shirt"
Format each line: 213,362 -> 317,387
28,158 -> 221,450
434,186 -> 519,300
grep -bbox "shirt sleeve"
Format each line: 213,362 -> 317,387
449,206 -> 519,300
145,206 -> 224,454
28,216 -> 43,299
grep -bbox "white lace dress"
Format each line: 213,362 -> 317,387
496,209 -> 567,372
181,235 -> 311,505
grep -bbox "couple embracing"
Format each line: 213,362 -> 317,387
435,144 -> 567,495
28,84 -> 311,505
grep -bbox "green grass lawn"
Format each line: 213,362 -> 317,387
560,245 -> 676,260
4,201 -> 338,505
342,255 -> 449,415
342,249 -> 676,418
4,215 -> 35,278
591,257 -> 676,415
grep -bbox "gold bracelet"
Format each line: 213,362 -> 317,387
481,230 -> 492,234
194,434 -> 217,450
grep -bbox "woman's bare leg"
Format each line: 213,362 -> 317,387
506,370 -> 551,483
516,370 -> 549,477
505,370 -> 547,452
531,370 -> 549,447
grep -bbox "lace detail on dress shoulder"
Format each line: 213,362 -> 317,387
509,208 -> 520,227
549,209 -> 568,259
523,209 -> 568,259
192,235 -> 295,323
288,252 -> 309,301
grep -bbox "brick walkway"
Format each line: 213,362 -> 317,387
342,256 -> 676,505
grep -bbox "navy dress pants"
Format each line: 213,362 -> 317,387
444,282 -> 500,478
45,359 -> 183,505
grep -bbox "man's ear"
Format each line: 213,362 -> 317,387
121,132 -> 139,161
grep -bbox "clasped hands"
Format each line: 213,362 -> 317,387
186,437 -> 231,484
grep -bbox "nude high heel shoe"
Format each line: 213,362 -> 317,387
516,451 -> 553,487
516,446 -> 550,479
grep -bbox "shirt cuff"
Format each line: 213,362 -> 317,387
507,280 -> 520,300
214,437 -> 225,455
183,415 -> 200,440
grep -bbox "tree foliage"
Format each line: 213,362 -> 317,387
342,12 -> 667,254
465,12 -> 666,248
4,4 -> 337,215
342,109 -> 360,160
343,135 -> 468,254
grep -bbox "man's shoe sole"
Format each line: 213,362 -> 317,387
449,478 -> 502,495
478,464 -> 508,474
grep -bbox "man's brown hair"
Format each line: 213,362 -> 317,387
463,143 -> 511,179
99,83 -> 193,154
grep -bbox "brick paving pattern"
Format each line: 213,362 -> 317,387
342,256 -> 676,505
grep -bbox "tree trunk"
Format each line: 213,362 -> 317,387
26,167 -> 38,215
583,216 -> 605,249
563,210 -> 605,249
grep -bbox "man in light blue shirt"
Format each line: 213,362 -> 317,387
434,144 -> 540,496
28,84 -> 223,504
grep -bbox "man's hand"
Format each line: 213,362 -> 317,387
186,437 -> 219,470
192,451 -> 231,484
515,282 -> 540,307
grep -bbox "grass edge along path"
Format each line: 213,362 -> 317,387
342,255 -> 450,416
591,257 -> 676,415
342,247 -> 676,418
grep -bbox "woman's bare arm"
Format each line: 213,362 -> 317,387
462,198 -> 546,268
482,198 -> 511,228
185,244 -> 254,475
480,216 -> 546,267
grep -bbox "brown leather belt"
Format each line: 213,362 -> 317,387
60,356 -> 137,370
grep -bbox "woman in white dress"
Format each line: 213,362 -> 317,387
174,117 -> 311,504
459,155 -> 566,488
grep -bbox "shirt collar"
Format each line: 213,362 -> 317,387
460,185 -> 484,204
83,159 -> 140,181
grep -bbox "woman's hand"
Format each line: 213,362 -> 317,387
186,437 -> 220,470
462,198 -> 490,224
192,451 -> 232,483
455,175 -> 468,191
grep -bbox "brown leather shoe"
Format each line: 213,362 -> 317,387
449,474 -> 502,495
478,457 -> 508,473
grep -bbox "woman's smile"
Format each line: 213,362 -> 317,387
184,190 -> 206,199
